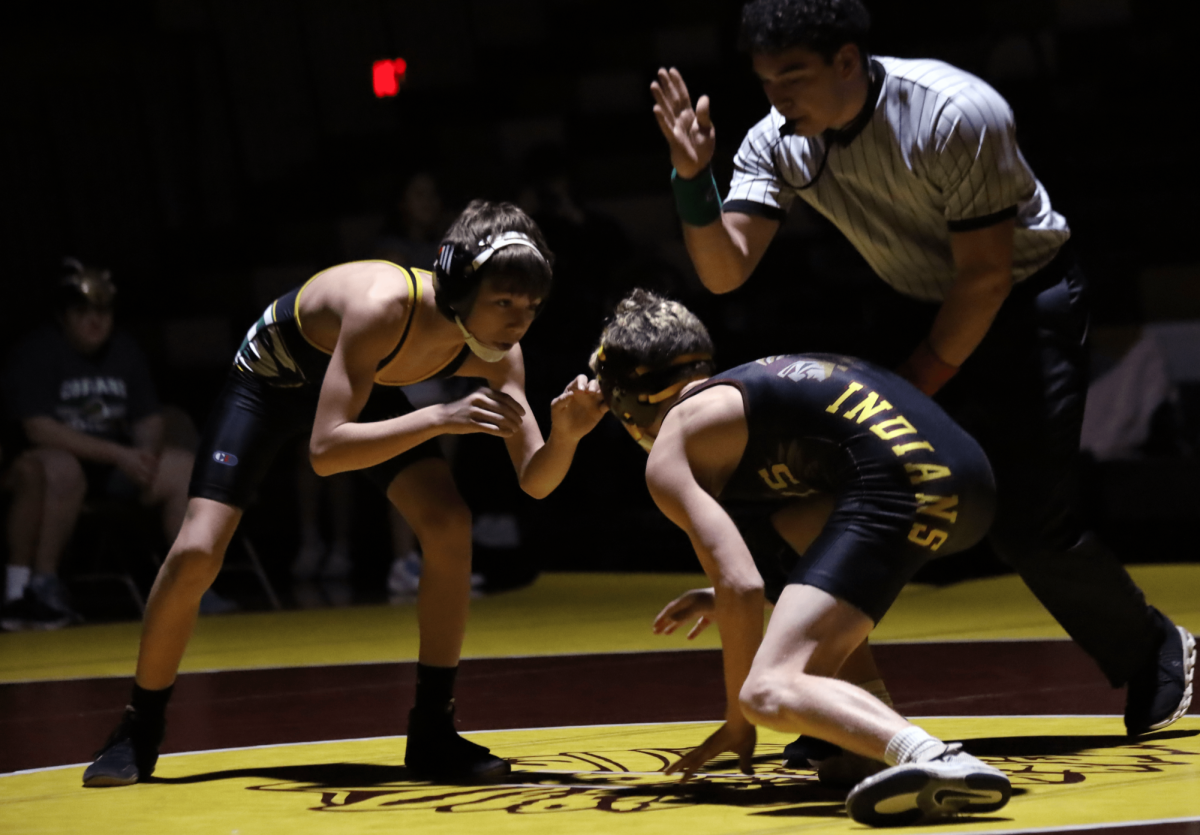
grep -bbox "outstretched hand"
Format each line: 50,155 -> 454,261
653,587 -> 716,639
550,375 -> 608,442
665,721 -> 756,781
651,67 -> 716,179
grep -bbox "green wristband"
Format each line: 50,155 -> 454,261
671,166 -> 722,227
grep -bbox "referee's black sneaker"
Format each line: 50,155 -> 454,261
82,707 -> 164,787
404,701 -> 511,783
1124,608 -> 1196,737
845,743 -> 1010,827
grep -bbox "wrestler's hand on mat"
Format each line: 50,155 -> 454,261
442,387 -> 525,437
550,375 -> 608,441
116,446 -> 160,488
665,720 -> 756,781
652,587 -> 716,639
651,67 -> 715,179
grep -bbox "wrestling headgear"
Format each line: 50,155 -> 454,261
433,231 -> 546,317
434,231 -> 548,362
593,345 -> 713,450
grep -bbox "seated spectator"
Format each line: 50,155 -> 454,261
0,259 -> 195,625
1,445 -> 71,630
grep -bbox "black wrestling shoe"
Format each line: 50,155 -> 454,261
82,707 -> 164,787
1125,608 -> 1196,736
782,734 -> 842,768
781,734 -> 885,785
845,743 -> 1010,827
404,701 -> 511,783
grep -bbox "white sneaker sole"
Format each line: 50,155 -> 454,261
846,759 -> 1011,827
1148,627 -> 1196,732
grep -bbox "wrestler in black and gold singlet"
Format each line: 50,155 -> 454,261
190,264 -> 469,508
675,353 -> 995,622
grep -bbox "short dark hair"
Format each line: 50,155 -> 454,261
738,0 -> 871,64
437,199 -> 555,317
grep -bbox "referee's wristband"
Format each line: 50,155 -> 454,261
671,166 -> 723,227
896,339 -> 959,396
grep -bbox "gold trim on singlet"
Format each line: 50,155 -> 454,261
374,268 -> 466,386
293,264 -> 340,355
292,262 -> 460,387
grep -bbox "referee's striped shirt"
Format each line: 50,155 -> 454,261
724,56 -> 1070,302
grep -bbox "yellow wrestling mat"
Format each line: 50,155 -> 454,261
3,566 -> 1199,683
3,716 -> 1198,834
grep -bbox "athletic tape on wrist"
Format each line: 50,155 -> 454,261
671,167 -> 723,227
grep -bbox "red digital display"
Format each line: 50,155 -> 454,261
372,58 -> 407,98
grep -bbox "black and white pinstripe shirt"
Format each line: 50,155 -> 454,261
725,56 -> 1070,301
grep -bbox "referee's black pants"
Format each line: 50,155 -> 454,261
931,249 -> 1158,688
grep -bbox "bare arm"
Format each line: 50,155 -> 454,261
899,220 -> 1016,394
931,219 -> 1016,366
460,352 -> 607,499
650,67 -> 781,294
309,297 -> 525,477
683,211 -> 780,294
25,415 -> 160,487
645,409 -> 763,731
25,415 -> 130,465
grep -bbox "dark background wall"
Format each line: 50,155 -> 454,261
2,0 -> 1196,588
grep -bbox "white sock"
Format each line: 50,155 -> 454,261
884,725 -> 948,766
6,566 -> 31,602
858,678 -> 894,708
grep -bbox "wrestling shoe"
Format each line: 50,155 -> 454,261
782,734 -> 841,768
405,701 -> 510,783
817,750 -> 888,788
1125,607 -> 1196,736
782,736 -> 886,787
82,707 -> 164,787
845,743 -> 1010,827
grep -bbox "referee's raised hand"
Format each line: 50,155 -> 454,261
651,67 -> 715,179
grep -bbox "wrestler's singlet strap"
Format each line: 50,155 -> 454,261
291,261 -> 419,365
374,267 -> 420,371
374,268 -> 469,386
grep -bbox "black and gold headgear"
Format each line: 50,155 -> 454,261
593,345 -> 714,429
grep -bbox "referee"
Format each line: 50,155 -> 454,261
650,0 -> 1193,736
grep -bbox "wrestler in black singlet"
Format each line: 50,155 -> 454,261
189,265 -> 469,508
674,353 -> 995,623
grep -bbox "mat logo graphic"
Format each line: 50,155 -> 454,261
213,451 -> 239,466
247,740 -> 1199,815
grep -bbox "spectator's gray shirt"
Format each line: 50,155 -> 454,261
724,56 -> 1070,301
